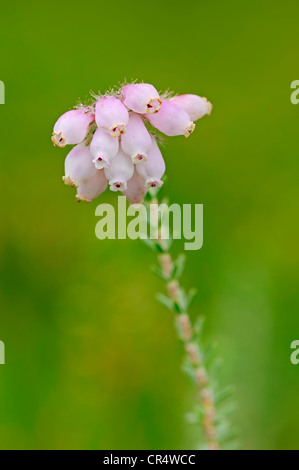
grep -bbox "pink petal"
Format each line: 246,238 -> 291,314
104,148 -> 134,192
95,96 -> 129,137
76,170 -> 108,202
63,140 -> 96,187
122,169 -> 147,204
136,136 -> 165,188
52,109 -> 94,147
122,83 -> 161,114
90,128 -> 119,169
145,101 -> 195,137
121,112 -> 152,163
170,94 -> 212,121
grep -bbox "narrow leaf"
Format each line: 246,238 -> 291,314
151,265 -> 167,280
187,287 -> 198,309
172,254 -> 186,280
155,293 -> 174,311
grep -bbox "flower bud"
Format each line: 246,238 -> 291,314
136,137 -> 165,188
170,94 -> 212,121
120,112 -> 152,164
122,83 -> 161,114
63,140 -> 97,187
95,96 -> 129,137
104,148 -> 134,192
76,170 -> 108,202
90,127 -> 119,170
122,168 -> 147,204
145,101 -> 195,137
52,109 -> 94,148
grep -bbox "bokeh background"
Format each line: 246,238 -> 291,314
0,0 -> 298,450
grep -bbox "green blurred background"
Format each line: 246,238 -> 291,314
0,0 -> 298,450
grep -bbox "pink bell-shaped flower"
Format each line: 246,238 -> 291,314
122,168 -> 147,204
145,101 -> 195,137
63,140 -> 97,187
121,112 -> 152,164
104,148 -> 134,192
52,109 -> 94,148
95,96 -> 129,137
122,83 -> 161,114
76,170 -> 108,202
136,136 -> 165,188
170,94 -> 212,121
90,128 -> 119,169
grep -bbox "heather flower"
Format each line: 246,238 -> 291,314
136,136 -> 165,188
63,140 -> 97,187
52,81 -> 212,203
122,168 -> 147,204
51,82 -> 227,451
90,127 -> 119,169
121,112 -> 152,164
170,94 -> 212,121
145,101 -> 195,137
104,148 -> 134,192
76,170 -> 108,202
52,109 -> 94,148
95,96 -> 129,137
122,83 -> 161,114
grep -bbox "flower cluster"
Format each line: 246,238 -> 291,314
51,83 -> 212,203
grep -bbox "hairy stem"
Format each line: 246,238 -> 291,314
158,252 -> 220,450
141,189 -> 235,449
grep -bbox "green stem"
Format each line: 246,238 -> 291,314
157,250 -> 220,450
142,189 -> 220,450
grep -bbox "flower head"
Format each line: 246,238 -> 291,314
51,81 -> 212,203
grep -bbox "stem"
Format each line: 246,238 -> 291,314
158,252 -> 220,450
142,190 -> 221,450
